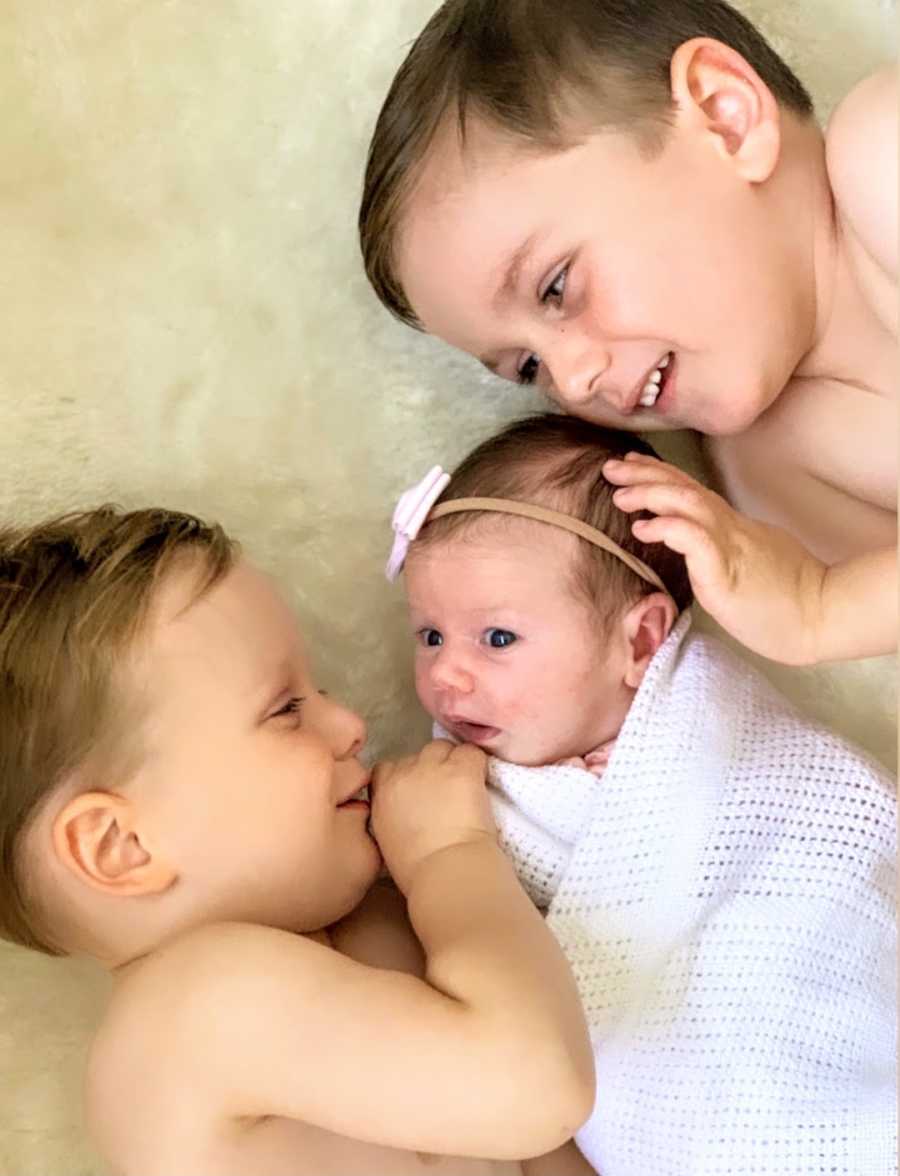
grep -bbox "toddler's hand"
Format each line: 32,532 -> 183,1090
604,453 -> 828,666
369,740 -> 496,894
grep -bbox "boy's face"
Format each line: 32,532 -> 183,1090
404,525 -> 635,767
134,559 -> 380,933
397,119 -> 806,437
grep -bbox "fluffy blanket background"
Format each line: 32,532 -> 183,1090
0,2 -> 895,1172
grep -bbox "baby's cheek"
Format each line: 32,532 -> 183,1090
412,662 -> 437,715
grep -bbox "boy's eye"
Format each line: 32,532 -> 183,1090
542,265 -> 568,306
484,628 -> 517,649
515,266 -> 568,386
418,628 -> 443,648
516,353 -> 541,386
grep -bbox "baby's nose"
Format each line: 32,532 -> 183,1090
430,650 -> 476,696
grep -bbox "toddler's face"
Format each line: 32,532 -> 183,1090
134,558 -> 380,932
396,118 -> 802,438
404,525 -> 635,767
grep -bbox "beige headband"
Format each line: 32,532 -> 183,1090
428,496 -> 667,593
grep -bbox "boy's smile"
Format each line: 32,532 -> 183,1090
396,113 -> 817,438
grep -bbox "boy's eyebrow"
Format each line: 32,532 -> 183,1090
480,234 -> 539,372
493,234 -> 538,310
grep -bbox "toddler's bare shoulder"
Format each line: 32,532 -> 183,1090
826,65 -> 898,276
84,924 -> 331,1167
89,925 -> 329,1090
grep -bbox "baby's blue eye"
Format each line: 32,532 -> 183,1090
485,628 -> 517,649
419,628 -> 443,648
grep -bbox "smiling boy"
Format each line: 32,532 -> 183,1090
359,0 -> 896,665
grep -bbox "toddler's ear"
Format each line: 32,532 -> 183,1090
52,792 -> 176,897
669,37 -> 781,183
621,593 -> 677,690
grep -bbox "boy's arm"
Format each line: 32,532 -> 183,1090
167,745 -> 594,1160
826,64 -> 898,279
604,454 -> 896,664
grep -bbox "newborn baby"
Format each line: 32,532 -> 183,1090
388,412 -> 896,1176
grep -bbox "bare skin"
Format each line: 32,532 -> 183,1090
86,881 -> 594,1176
397,47 -> 897,664
605,72 -> 898,666
701,65 -> 897,566
35,560 -> 594,1175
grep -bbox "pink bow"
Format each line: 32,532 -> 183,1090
386,465 -> 451,581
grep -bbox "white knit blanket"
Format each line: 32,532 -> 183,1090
487,615 -> 897,1176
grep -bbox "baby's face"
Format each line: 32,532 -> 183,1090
133,558 -> 380,932
404,526 -> 635,767
396,118 -> 802,438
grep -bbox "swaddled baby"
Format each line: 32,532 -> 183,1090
388,413 -> 896,1176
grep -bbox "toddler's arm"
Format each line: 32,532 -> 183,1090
605,453 -> 895,664
154,742 -> 594,1159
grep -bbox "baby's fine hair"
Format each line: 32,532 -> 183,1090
412,413 -> 693,620
359,0 -> 814,328
0,507 -> 235,955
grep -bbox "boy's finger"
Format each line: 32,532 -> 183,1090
613,482 -> 718,530
603,457 -> 689,487
631,516 -> 725,586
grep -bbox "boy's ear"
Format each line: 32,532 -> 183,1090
620,593 -> 677,690
52,792 -> 176,897
669,37 -> 781,182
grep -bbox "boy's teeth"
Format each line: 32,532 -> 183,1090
638,354 -> 671,408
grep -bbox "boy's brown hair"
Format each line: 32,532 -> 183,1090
0,507 -> 235,956
411,412 -> 693,621
359,0 -> 814,328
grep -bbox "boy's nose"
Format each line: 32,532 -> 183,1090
547,328 -> 610,408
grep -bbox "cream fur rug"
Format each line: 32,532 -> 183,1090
0,3 -> 895,1171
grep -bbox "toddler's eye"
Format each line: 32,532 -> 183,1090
485,628 -> 517,649
418,628 -> 443,648
271,696 -> 305,719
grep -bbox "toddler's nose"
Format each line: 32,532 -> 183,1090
326,698 -> 367,761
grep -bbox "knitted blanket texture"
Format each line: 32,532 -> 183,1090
489,616 -> 897,1176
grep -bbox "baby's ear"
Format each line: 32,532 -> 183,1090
669,37 -> 781,183
621,593 -> 677,690
52,792 -> 176,897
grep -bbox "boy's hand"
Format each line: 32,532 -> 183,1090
604,453 -> 828,665
370,740 -> 496,893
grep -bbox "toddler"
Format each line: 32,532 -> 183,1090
388,413 -> 897,1176
0,506 -> 595,1176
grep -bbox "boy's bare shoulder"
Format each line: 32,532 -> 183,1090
705,373 -> 897,564
85,922 -> 331,1172
826,64 -> 898,278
